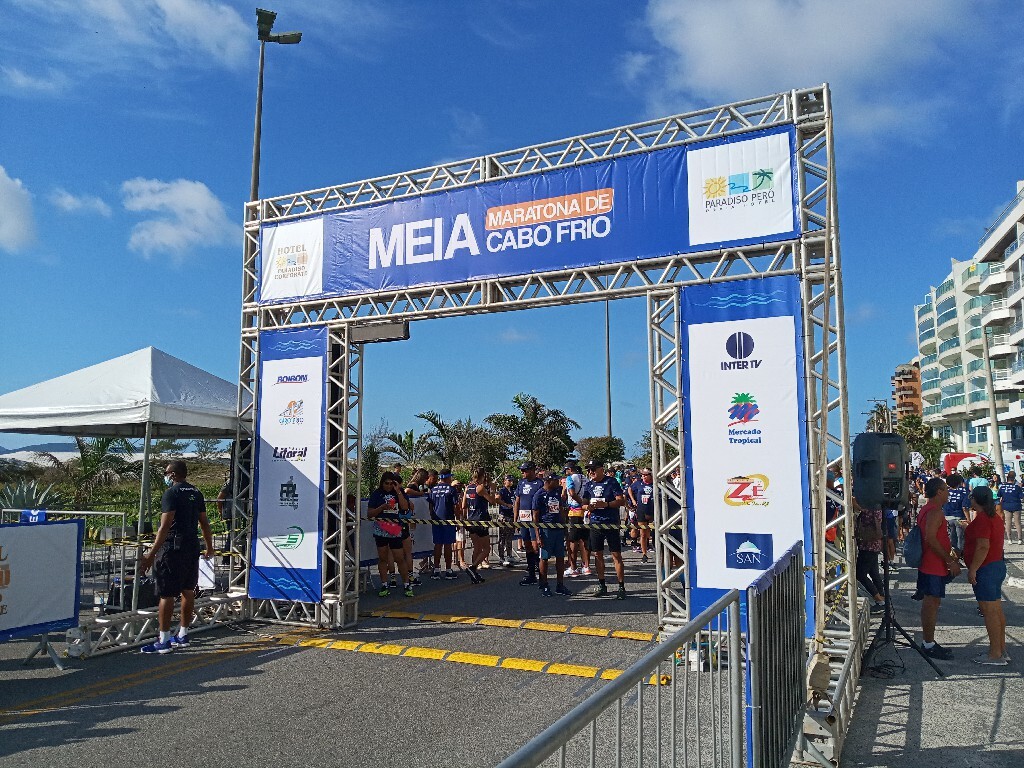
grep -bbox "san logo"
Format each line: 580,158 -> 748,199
724,474 -> 769,507
724,532 -> 773,570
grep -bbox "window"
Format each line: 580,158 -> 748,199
967,424 -> 988,444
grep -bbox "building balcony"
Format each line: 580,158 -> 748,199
917,303 -> 934,320
919,329 -> 937,354
982,299 -> 1013,328
941,394 -> 968,415
992,370 -> 1017,392
1011,358 -> 1024,386
975,187 -> 1024,262
920,354 -> 938,368
935,309 -> 959,340
1006,275 -> 1024,308
1008,320 -> 1024,346
1004,232 -> 1024,269
937,337 -> 962,365
922,403 -> 944,421
990,332 -> 1016,358
980,262 -> 1010,294
961,265 -> 982,294
964,326 -> 985,354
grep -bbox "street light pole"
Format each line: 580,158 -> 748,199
250,8 -> 302,203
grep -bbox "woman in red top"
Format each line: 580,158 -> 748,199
965,487 -> 1008,665
915,477 -> 961,661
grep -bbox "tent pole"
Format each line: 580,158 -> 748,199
133,421 -> 153,612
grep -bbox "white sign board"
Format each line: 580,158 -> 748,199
260,217 -> 325,302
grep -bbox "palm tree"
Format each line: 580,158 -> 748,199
416,411 -> 464,468
485,393 -> 579,469
894,414 -> 932,454
920,435 -> 955,471
34,437 -> 142,509
865,403 -> 892,433
381,429 -> 435,466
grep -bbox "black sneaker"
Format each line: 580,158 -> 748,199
519,576 -> 538,586
541,586 -> 553,597
554,584 -> 573,596
922,642 -> 953,661
593,584 -> 609,597
467,566 -> 484,584
640,555 -> 649,563
410,575 -> 422,586
615,586 -> 627,600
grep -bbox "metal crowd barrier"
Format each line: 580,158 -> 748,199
498,544 -> 807,768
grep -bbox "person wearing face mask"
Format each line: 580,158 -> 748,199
139,460 -> 215,654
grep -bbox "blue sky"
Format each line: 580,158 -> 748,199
1,0 -> 1022,455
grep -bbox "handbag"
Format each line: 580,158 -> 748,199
373,519 -> 403,538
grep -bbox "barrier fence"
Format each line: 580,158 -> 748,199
497,544 -> 806,768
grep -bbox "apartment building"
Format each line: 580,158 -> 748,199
914,181 -> 1024,455
891,361 -> 922,421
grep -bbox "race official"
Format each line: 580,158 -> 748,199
581,459 -> 627,599
139,461 -> 214,654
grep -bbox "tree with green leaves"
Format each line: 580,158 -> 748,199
485,393 -> 578,470
381,429 -> 436,466
576,436 -> 626,467
919,435 -> 954,471
864,402 -> 893,433
192,438 -> 224,464
416,411 -> 464,468
894,414 -> 932,453
34,437 -> 142,508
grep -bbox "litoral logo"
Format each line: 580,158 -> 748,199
279,400 -> 305,425
724,474 -> 769,507
279,477 -> 299,509
272,446 -> 308,461
722,332 -> 762,371
724,532 -> 773,570
703,169 -> 775,211
269,525 -> 305,550
275,374 -> 309,385
728,392 -> 762,444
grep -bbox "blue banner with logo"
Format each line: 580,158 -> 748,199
258,125 -> 800,304
249,327 -> 327,603
679,274 -> 813,636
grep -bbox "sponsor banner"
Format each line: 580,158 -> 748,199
249,327 -> 327,602
259,217 -> 325,302
256,126 -> 799,304
0,520 -> 82,642
680,275 -> 813,635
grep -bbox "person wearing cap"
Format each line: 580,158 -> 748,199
581,459 -> 628,599
533,473 -> 572,596
513,461 -> 544,585
562,462 -> 590,577
628,469 -> 655,564
428,469 -> 460,580
496,474 -> 517,566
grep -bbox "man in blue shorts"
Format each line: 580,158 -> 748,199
513,461 -> 543,585
582,459 -> 627,599
628,468 -> 655,563
943,473 -> 970,556
534,472 -> 572,597
429,469 -> 460,579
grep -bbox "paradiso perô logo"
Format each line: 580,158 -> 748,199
724,474 -> 770,507
703,168 -> 775,211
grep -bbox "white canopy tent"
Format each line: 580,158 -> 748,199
0,347 -> 243,555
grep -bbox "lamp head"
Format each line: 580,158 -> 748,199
256,8 -> 277,41
269,31 -> 302,44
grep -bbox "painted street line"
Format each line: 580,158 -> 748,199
367,609 -> 656,642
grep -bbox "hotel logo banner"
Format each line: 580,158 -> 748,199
249,327 -> 327,602
679,275 -> 813,635
257,126 -> 799,304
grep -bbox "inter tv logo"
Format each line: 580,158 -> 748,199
722,332 -> 762,371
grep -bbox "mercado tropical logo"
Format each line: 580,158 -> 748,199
703,168 -> 775,211
727,393 -> 759,425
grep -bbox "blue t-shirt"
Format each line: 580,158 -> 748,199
943,486 -> 970,519
515,478 -> 543,513
368,489 -> 400,522
968,476 -> 988,492
582,476 -> 624,524
534,488 -> 564,524
630,480 -> 654,518
498,486 -> 515,517
428,482 -> 458,520
999,482 -> 1023,511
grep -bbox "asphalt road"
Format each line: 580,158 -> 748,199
1,549 -> 670,767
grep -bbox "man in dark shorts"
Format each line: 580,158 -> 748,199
513,461 -> 543,585
581,459 -> 627,599
429,470 -> 460,579
628,468 -> 655,563
139,460 -> 214,654
534,472 -> 572,597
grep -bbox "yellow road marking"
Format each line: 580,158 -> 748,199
359,642 -> 406,656
569,626 -> 610,637
446,651 -> 500,667
479,618 -> 525,628
370,610 -> 654,643
501,657 -> 548,672
546,663 -> 601,678
403,646 -> 447,660
522,621 -> 568,633
611,630 -> 655,641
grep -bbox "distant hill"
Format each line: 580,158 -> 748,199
0,442 -> 76,456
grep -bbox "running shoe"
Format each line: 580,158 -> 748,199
921,642 -> 953,661
404,586 -> 415,597
581,566 -> 592,576
592,584 -> 609,597
616,586 -> 627,600
640,555 -> 649,564
467,565 -> 483,583
444,569 -> 458,580
388,576 -> 397,588
502,559 -> 512,568
554,584 -> 573,596
170,634 -> 190,648
563,567 -> 575,578
140,639 -> 173,655
540,586 -> 553,597
378,587 -> 391,597
973,653 -> 1008,666
431,569 -> 441,580
410,575 -> 422,586
519,575 -> 538,586
479,562 -> 491,570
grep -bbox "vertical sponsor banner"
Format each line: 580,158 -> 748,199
258,217 -> 325,303
249,327 -> 327,602
680,275 -> 813,635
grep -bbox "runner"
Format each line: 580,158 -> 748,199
496,474 -> 517,566
534,472 -> 572,597
466,467 -> 502,583
629,468 -> 655,563
581,459 -> 627,599
562,462 -> 590,577
367,472 -> 414,597
1000,471 -> 1024,545
429,469 -> 460,580
513,461 -> 543,585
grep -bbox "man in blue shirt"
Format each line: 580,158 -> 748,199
428,470 -> 460,580
534,473 -> 572,597
999,471 -> 1023,545
513,461 -> 544,585
943,473 -> 970,556
582,459 -> 627,599
628,469 -> 655,564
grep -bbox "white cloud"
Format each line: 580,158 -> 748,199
153,0 -> 249,70
448,108 -> 487,152
0,166 -> 37,254
635,0 -> 969,135
1,66 -> 68,94
50,188 -> 112,217
618,52 -> 653,87
500,327 -> 534,344
121,177 -> 238,262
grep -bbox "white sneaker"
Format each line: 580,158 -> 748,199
563,567 -> 575,578
581,566 -> 592,576
502,559 -> 512,567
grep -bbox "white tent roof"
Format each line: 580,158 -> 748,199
0,347 -> 241,438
